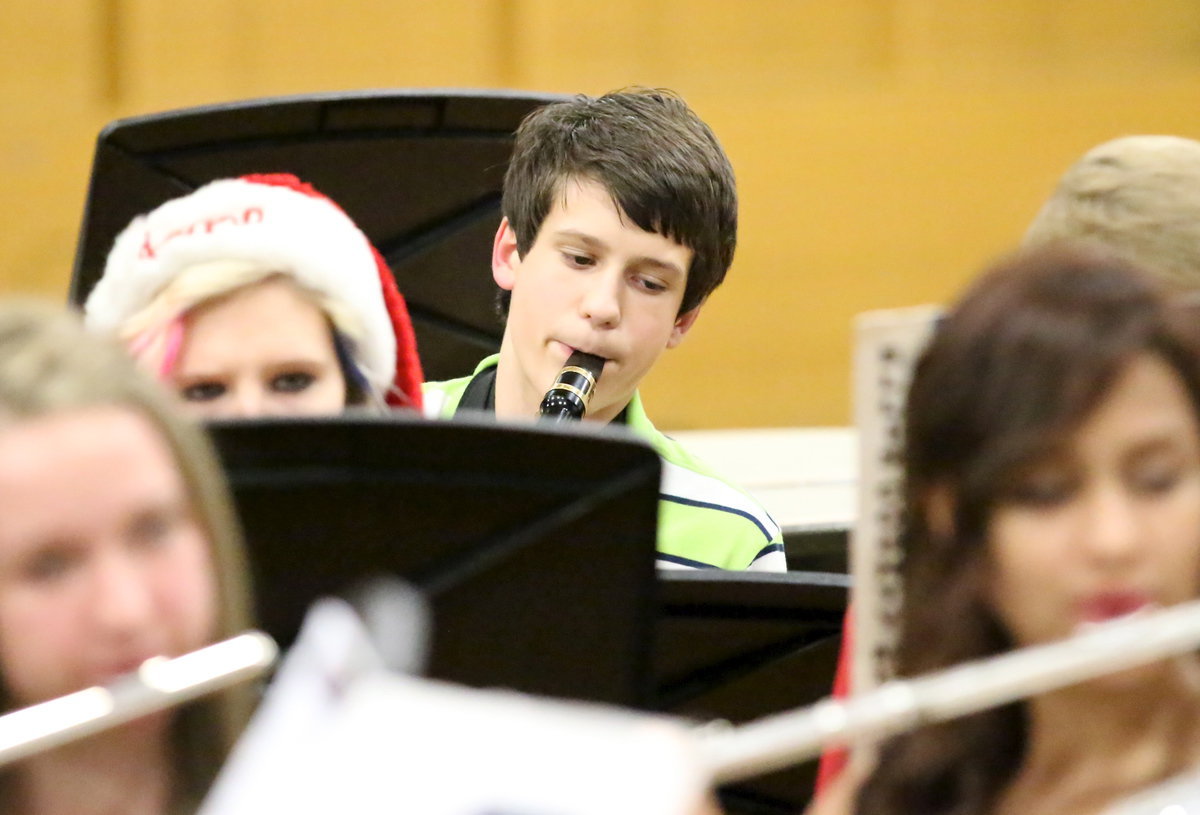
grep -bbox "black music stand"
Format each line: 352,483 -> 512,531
206,414 -> 661,707
653,571 -> 850,815
69,89 -> 569,381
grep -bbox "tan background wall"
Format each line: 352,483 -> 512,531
4,1 -> 1199,428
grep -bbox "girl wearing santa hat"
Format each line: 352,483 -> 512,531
85,174 -> 423,418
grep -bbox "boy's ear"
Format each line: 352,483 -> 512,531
491,218 -> 521,291
666,306 -> 701,349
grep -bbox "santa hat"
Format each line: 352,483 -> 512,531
85,173 -> 424,410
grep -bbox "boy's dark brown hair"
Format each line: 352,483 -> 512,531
501,87 -> 737,316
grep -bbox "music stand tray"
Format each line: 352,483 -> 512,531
653,570 -> 850,815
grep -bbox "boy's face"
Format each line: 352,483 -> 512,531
492,177 -> 700,423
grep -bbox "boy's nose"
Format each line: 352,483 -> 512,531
579,274 -> 621,328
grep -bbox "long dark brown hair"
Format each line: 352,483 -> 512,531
855,243 -> 1200,815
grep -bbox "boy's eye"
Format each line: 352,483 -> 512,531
180,382 -> 226,402
271,371 -> 316,394
636,276 -> 669,293
561,251 -> 594,269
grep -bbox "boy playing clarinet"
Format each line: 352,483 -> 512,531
422,87 -> 784,571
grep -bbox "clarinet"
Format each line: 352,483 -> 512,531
538,350 -> 605,421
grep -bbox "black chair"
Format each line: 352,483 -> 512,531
69,88 -> 568,381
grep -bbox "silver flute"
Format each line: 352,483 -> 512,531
701,600 -> 1200,784
0,631 -> 277,767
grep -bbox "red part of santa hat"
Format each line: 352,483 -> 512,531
86,172 -> 423,410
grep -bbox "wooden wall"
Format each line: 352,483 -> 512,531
4,1 -> 1200,428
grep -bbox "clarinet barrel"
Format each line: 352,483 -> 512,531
539,351 -> 605,421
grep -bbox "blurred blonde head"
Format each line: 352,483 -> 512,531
1025,135 -> 1200,291
0,299 -> 255,804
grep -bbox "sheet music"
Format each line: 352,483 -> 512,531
1103,771 -> 1200,815
198,598 -> 385,814
201,597 -> 709,815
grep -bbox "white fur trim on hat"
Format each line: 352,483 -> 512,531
84,177 -> 396,393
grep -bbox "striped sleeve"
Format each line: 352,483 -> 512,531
654,459 -> 786,571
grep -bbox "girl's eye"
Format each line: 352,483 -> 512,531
1010,484 -> 1071,507
180,382 -> 226,402
1003,471 -> 1075,508
23,548 -> 76,583
128,510 -> 175,550
1130,464 -> 1182,495
637,276 -> 668,293
271,371 -> 316,394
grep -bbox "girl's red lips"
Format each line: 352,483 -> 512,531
1078,592 -> 1152,624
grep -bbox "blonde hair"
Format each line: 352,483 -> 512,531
1024,135 -> 1200,291
120,260 -> 378,407
0,300 -> 255,809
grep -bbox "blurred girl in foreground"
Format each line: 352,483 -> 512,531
0,301 -> 254,814
811,244 -> 1200,815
